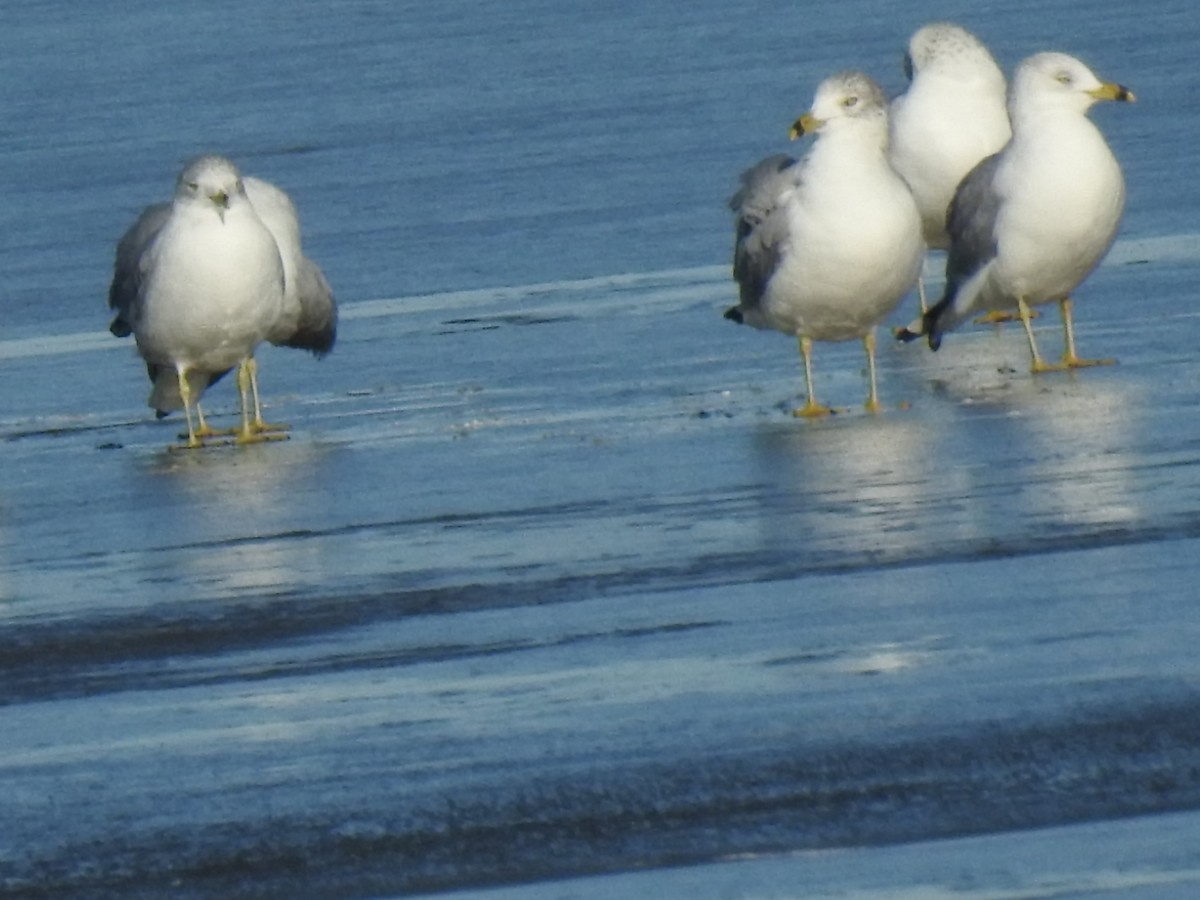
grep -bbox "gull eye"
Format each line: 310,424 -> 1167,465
1055,71 -> 1072,86
843,95 -> 859,109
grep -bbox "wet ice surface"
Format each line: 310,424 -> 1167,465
7,245 -> 1200,897
437,809 -> 1200,900
4,1 -> 1200,898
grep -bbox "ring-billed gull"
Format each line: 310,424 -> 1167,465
725,71 -> 924,416
109,155 -> 285,448
888,23 -> 1010,310
896,53 -> 1134,371
110,157 -> 337,447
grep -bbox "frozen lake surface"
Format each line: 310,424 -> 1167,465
3,1 -> 1200,897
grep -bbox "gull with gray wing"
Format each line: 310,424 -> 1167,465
725,71 -> 924,416
110,157 -> 337,447
896,52 -> 1134,371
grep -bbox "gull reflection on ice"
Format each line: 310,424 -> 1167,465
1005,380 -> 1144,530
127,442 -> 343,602
750,414 -> 939,569
749,373 -> 1146,572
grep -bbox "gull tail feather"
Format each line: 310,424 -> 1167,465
895,297 -> 951,351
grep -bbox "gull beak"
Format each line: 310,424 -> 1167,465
209,190 -> 230,222
1089,81 -> 1136,103
789,112 -> 822,140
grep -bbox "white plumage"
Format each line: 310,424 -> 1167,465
889,23 -> 1011,252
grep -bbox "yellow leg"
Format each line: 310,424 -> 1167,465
1018,298 -> 1065,374
862,330 -> 882,414
248,357 -> 265,428
1058,297 -> 1115,368
237,359 -> 253,438
245,357 -> 288,433
173,366 -> 205,450
235,357 -> 289,445
793,336 -> 833,418
190,403 -> 234,440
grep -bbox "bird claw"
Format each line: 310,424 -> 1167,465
1061,355 -> 1116,369
235,429 -> 290,446
793,400 -> 837,418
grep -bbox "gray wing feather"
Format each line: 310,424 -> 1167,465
943,152 -> 1004,300
108,202 -> 170,337
730,154 -> 800,309
912,152 -> 1006,349
276,258 -> 338,356
244,175 -> 338,356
